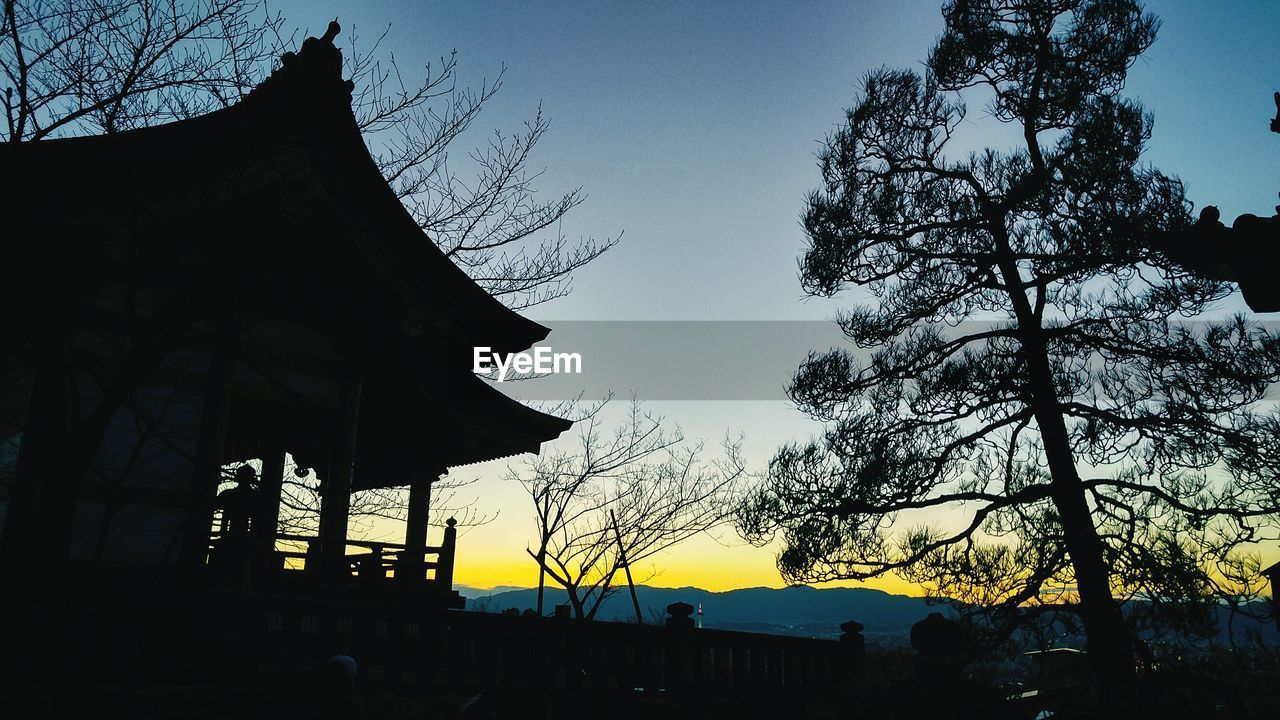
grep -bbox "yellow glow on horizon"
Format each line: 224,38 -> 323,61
450,530 -> 925,596
364,477 -> 1280,601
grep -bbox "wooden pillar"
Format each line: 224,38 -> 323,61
318,375 -> 361,581
254,449 -> 286,553
179,325 -> 235,568
399,469 -> 437,584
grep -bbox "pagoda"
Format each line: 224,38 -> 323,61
0,22 -> 571,606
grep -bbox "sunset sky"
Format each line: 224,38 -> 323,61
270,0 -> 1280,595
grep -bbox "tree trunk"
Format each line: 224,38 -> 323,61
536,549 -> 546,616
568,587 -> 586,620
990,226 -> 1136,706
1026,353 -> 1137,702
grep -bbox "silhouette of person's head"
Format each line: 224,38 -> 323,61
1198,205 -> 1221,225
234,464 -> 256,487
320,654 -> 358,690
304,654 -> 364,720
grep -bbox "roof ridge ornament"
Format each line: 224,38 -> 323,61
322,19 -> 341,44
262,18 -> 354,101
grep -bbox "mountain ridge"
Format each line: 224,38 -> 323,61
462,584 -> 936,643
458,583 -> 1279,648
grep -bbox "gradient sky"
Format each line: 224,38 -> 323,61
269,1 -> 1279,594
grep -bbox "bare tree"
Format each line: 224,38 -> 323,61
343,22 -> 616,309
272,462 -> 492,539
2,0 -> 283,138
2,0 -> 616,307
508,398 -> 747,620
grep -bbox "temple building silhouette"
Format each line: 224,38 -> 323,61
0,22 -> 569,606
1158,92 -> 1280,312
0,23 -> 865,713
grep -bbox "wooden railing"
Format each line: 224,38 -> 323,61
209,594 -> 862,705
207,518 -> 457,591
21,570 -> 860,711
270,533 -> 454,587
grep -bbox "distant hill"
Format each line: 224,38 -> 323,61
462,584 -> 1279,649
465,584 -> 936,644
454,584 -> 528,599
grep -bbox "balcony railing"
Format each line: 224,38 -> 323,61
206,519 -> 457,595
269,533 -> 454,588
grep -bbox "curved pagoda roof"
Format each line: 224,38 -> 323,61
2,22 -> 572,486
1,22 -> 547,356
1160,209 -> 1280,312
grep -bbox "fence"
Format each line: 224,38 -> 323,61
215,594 -> 862,704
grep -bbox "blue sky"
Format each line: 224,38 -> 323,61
270,0 -> 1278,321
270,1 -> 1280,591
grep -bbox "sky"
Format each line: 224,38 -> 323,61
269,1 -> 1280,594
